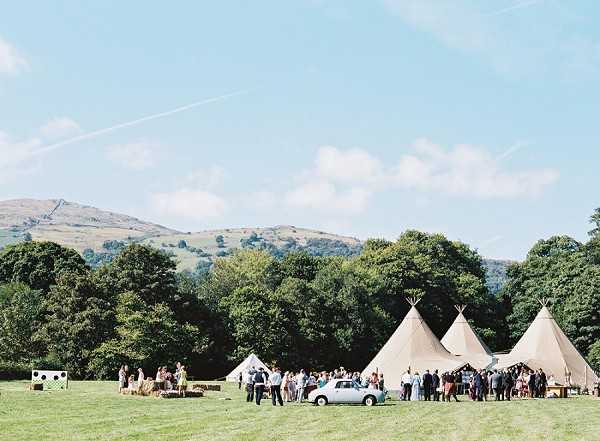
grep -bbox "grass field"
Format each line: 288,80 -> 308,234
1,381 -> 599,441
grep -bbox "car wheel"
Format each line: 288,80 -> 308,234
316,396 -> 328,406
363,395 -> 376,406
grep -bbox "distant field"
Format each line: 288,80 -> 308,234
1,381 -> 598,441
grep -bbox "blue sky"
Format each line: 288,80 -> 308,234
1,0 -> 599,260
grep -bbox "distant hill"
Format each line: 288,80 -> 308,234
0,198 -> 512,292
482,258 -> 514,295
0,198 -> 362,272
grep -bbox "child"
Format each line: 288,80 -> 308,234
178,365 -> 188,397
128,375 -> 135,391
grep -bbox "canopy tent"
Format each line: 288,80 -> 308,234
441,305 -> 494,370
495,301 -> 598,390
362,298 -> 467,390
225,353 -> 272,382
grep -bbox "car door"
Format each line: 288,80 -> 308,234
332,380 -> 355,403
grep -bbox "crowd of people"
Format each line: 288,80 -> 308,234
117,361 -> 553,404
396,366 -> 549,402
240,366 -> 385,406
239,364 -> 552,406
118,362 -> 189,397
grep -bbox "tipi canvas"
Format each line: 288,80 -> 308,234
362,299 -> 466,390
496,303 -> 598,390
441,305 -> 494,369
226,353 -> 272,382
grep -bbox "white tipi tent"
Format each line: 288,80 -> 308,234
496,301 -> 598,390
226,353 -> 272,382
441,305 -> 494,369
362,298 -> 466,390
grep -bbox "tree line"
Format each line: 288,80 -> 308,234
1,210 -> 599,379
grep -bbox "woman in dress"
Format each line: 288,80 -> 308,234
281,372 -> 289,402
287,371 -> 296,402
177,365 -> 188,397
118,366 -> 126,393
410,371 -> 422,401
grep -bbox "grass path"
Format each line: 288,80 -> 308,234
1,381 -> 599,441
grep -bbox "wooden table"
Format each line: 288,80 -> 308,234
546,385 -> 568,398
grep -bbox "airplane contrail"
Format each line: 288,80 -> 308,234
30,88 -> 253,157
485,0 -> 543,17
496,141 -> 530,161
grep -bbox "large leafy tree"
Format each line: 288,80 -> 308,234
90,292 -> 206,379
0,241 -> 87,292
0,283 -> 45,362
356,230 -> 503,349
104,244 -> 179,305
40,271 -> 116,378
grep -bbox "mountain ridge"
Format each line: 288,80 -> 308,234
0,198 -> 511,292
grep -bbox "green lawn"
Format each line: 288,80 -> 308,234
1,381 -> 599,441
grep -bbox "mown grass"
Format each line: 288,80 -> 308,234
1,381 -> 599,441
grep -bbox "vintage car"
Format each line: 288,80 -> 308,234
307,378 -> 385,406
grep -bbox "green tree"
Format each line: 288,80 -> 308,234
40,271 -> 115,378
90,292 -> 206,379
105,244 -> 178,305
0,283 -> 44,362
0,241 -> 87,292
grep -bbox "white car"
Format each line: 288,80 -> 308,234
308,379 -> 385,406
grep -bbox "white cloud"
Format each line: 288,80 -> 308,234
285,179 -> 370,214
383,0 -> 600,79
0,36 -> 27,75
39,117 -> 81,140
315,145 -> 384,183
284,140 -> 558,214
106,141 -> 158,170
0,132 -> 41,182
394,138 -> 559,198
150,189 -> 227,221
183,166 -> 227,190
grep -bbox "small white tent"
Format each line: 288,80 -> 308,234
226,353 -> 272,382
495,301 -> 599,390
362,298 -> 466,390
441,305 -> 494,370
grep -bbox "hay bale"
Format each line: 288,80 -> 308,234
158,390 -> 203,399
138,379 -> 159,396
192,383 -> 221,391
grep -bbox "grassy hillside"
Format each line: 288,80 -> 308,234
0,198 -> 512,291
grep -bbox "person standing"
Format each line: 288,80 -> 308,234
422,370 -> 433,401
452,371 -> 462,402
254,367 -> 268,405
177,365 -> 188,398
537,369 -> 547,398
401,370 -> 412,401
504,370 -> 513,401
474,370 -> 483,401
432,370 -> 440,401
245,367 -> 256,403
118,366 -> 126,393
378,373 -> 385,393
411,372 -> 422,401
527,370 -> 536,398
287,372 -> 297,402
269,367 -> 284,406
238,371 -> 243,390
491,370 -> 502,401
296,370 -> 307,403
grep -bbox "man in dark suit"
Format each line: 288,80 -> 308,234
491,370 -> 503,401
422,370 -> 433,401
503,369 -> 513,401
432,369 -> 440,401
528,370 -> 537,398
538,368 -> 547,398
